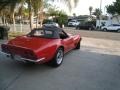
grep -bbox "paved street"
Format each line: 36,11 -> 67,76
0,26 -> 120,90
65,27 -> 120,41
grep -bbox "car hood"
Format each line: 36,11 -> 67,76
9,36 -> 56,51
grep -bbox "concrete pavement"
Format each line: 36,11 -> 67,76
81,37 -> 120,56
0,46 -> 120,90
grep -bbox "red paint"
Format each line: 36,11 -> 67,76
1,33 -> 82,63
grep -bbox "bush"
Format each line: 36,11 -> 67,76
53,15 -> 68,27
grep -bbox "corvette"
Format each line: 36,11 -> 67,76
1,26 -> 82,67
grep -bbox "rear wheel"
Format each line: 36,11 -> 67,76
76,26 -> 79,30
50,48 -> 64,67
89,27 -> 92,30
103,28 -> 107,31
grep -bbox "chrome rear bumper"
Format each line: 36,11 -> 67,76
21,57 -> 45,62
0,51 -> 45,63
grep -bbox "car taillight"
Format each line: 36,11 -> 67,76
1,44 -> 9,53
23,51 -> 37,60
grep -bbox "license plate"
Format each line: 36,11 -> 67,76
14,55 -> 21,61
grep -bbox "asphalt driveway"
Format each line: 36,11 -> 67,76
65,27 -> 120,41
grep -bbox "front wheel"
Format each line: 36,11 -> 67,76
50,48 -> 64,67
103,28 -> 107,32
76,26 -> 79,30
75,41 -> 80,49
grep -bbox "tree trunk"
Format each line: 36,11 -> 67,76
28,0 -> 33,30
20,16 -> 23,32
90,11 -> 91,16
12,12 -> 16,32
36,13 -> 39,28
40,4 -> 44,28
3,14 -> 5,25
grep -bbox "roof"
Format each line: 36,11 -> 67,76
42,25 -> 63,32
31,26 -> 63,38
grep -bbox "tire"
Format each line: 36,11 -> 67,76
89,27 -> 92,30
76,26 -> 78,30
117,29 -> 120,33
103,28 -> 107,32
25,61 -> 35,64
50,48 -> 64,67
75,41 -> 80,49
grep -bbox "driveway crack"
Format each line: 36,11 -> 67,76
3,71 -> 24,90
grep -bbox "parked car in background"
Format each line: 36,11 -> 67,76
1,26 -> 82,67
68,20 -> 80,27
76,22 -> 96,30
43,22 -> 59,27
101,24 -> 120,32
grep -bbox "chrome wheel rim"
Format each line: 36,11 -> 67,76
104,29 -> 107,31
56,50 -> 63,64
89,27 -> 92,30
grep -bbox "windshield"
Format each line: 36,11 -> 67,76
70,21 -> 76,22
28,29 -> 54,38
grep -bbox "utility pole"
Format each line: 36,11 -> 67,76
100,0 -> 102,11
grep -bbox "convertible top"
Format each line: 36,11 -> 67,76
42,25 -> 63,32
31,26 -> 63,38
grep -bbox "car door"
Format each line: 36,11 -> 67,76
113,24 -> 120,31
59,31 -> 74,52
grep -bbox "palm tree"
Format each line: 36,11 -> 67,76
93,8 -> 102,19
89,6 -> 93,16
17,2 -> 25,32
9,1 -> 18,31
55,0 -> 79,11
0,7 -> 10,25
32,0 -> 44,28
0,0 -> 79,30
0,0 -> 24,31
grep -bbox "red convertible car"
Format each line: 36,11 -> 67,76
1,26 -> 82,67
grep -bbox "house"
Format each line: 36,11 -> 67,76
68,15 -> 96,23
77,15 -> 96,22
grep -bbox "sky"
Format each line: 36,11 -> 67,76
52,0 -> 115,16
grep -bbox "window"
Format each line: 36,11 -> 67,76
28,29 -> 54,38
59,31 -> 68,39
113,24 -> 120,26
33,30 -> 44,36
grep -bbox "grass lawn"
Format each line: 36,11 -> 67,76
8,31 -> 26,39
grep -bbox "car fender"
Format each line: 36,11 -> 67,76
35,39 -> 62,62
72,35 -> 81,46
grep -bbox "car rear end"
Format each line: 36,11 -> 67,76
1,44 -> 44,63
